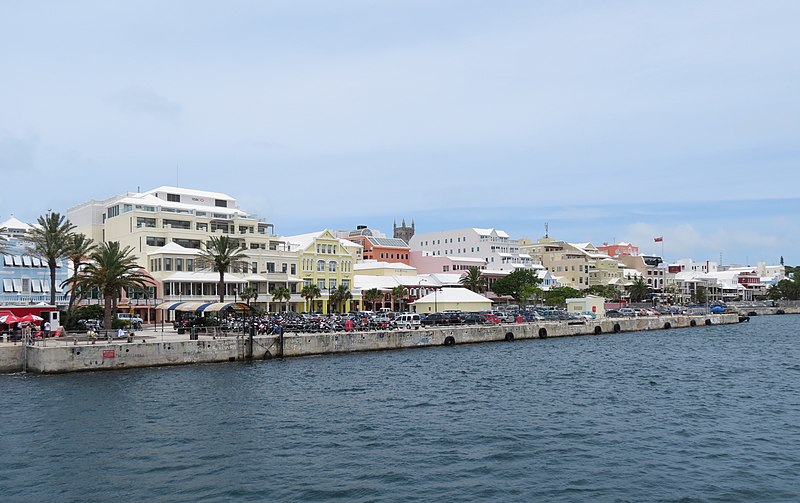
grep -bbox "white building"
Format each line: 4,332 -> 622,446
409,228 -> 532,271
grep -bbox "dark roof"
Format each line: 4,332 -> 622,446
367,236 -> 409,248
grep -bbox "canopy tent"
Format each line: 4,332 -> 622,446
155,301 -> 253,313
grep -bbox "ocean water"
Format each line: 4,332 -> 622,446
1,315 -> 799,502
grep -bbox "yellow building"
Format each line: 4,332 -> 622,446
521,237 -> 591,289
285,230 -> 362,313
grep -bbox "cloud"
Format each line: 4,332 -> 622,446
107,87 -> 182,120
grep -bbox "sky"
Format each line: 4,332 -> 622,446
1,1 -> 799,265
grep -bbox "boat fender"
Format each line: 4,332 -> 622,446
504,332 -> 514,341
664,322 -> 671,330
594,326 -> 602,335
705,319 -> 712,326
613,323 -> 621,334
538,328 -> 548,339
444,336 -> 456,346
690,320 -> 697,327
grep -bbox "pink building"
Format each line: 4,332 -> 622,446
409,251 -> 486,275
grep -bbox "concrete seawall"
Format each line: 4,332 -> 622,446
1,313 -> 741,374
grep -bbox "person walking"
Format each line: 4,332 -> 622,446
43,321 -> 51,338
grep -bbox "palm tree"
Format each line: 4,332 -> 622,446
239,286 -> 259,306
459,266 -> 486,293
330,285 -> 352,313
26,212 -> 76,305
271,285 -> 291,313
63,233 -> 96,313
65,241 -> 148,332
363,288 -> 383,311
196,235 -> 248,302
300,284 -> 321,313
627,276 -> 650,303
391,285 -> 408,312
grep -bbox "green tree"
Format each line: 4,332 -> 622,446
459,266 -> 486,293
63,233 -> 96,313
363,288 -> 384,311
543,286 -> 581,307
300,284 -> 321,313
627,276 -> 650,303
271,285 -> 291,312
196,235 -> 248,302
768,278 -> 800,300
26,212 -> 76,305
330,284 -> 352,313
391,285 -> 409,311
491,269 -> 542,305
239,286 -> 259,305
64,241 -> 148,332
586,284 -> 621,301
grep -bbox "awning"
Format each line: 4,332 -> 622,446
174,302 -> 214,312
156,301 -> 184,310
198,302 -> 253,313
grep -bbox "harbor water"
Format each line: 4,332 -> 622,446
1,315 -> 799,502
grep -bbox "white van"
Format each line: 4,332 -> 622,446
395,313 -> 421,330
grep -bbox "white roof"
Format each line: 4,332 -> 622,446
446,256 -> 486,263
411,287 -> 493,305
473,228 -> 510,238
117,192 -> 249,218
147,186 -> 235,202
353,260 -> 416,271
283,230 -> 362,252
0,216 -> 31,232
146,242 -> 200,256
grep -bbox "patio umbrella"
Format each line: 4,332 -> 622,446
0,314 -> 23,325
20,314 -> 44,323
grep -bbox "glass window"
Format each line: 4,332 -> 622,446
176,258 -> 183,271
317,260 -> 325,272
164,258 -> 172,271
291,264 -> 296,275
329,261 -> 337,272
329,279 -> 336,290
187,259 -> 194,272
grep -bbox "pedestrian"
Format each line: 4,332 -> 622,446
516,313 -> 523,324
43,321 -> 51,338
117,327 -> 126,338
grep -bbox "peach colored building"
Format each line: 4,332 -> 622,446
344,227 -> 411,265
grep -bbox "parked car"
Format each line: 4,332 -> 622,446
461,313 -> 488,325
618,308 -> 637,317
421,313 -> 451,326
395,313 -> 421,330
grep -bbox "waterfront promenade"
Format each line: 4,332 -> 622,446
0,312 -> 744,374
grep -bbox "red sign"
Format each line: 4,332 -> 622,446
103,350 -> 115,359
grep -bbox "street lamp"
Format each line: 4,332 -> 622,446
420,278 -> 438,313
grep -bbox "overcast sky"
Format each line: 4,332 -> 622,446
1,1 -> 798,265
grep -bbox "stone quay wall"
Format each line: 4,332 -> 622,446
7,313 -> 739,374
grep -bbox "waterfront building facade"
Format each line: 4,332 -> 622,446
68,186 -> 308,315
1,217 -> 70,306
409,228 -> 531,271
521,236 -> 591,289
285,230 -> 361,313
343,226 -> 411,265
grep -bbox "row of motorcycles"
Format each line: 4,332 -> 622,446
219,314 -> 398,335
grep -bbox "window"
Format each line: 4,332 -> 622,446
342,280 -> 349,288
163,219 -> 191,230
176,258 -> 183,271
146,237 -> 166,247
107,205 -> 120,218
196,223 -> 208,231
187,259 -> 194,272
329,279 -> 336,291
329,261 -> 337,272
252,262 -> 258,274
215,199 -> 227,207
167,193 -> 180,202
164,258 -> 172,271
266,262 -> 275,273
137,217 -> 156,228
317,260 -> 325,272
173,239 -> 201,249
317,279 -> 325,290
282,263 -> 287,273
291,264 -> 296,275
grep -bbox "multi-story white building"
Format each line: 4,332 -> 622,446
1,216 -> 70,306
68,186 -> 306,315
409,228 -> 532,272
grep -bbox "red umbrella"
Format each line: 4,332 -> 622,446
20,314 -> 44,323
0,313 -> 23,325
